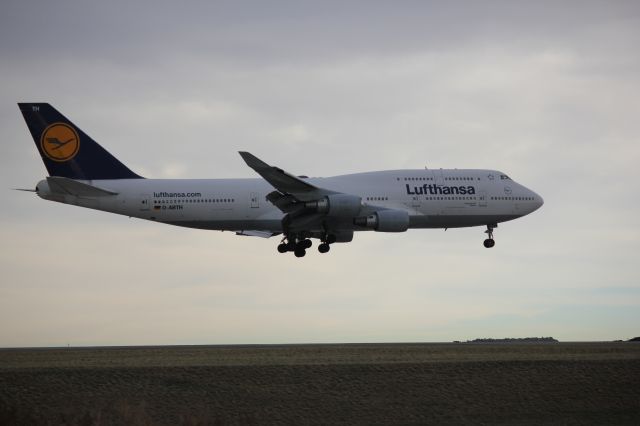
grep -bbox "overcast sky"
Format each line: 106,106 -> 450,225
1,1 -> 639,346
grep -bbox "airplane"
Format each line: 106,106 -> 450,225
18,103 -> 543,257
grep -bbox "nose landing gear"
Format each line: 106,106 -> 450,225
483,224 -> 496,248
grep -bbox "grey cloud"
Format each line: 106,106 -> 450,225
3,1 -> 639,64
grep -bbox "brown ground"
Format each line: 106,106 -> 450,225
1,343 -> 639,425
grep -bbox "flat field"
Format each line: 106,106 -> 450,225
1,342 -> 639,425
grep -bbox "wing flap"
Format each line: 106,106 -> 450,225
235,230 -> 279,238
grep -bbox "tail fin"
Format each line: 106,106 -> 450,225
18,103 -> 143,180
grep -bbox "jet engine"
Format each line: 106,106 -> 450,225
332,230 -> 354,243
305,194 -> 362,217
353,209 -> 410,232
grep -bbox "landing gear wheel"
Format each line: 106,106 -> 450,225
277,243 -> 288,253
294,248 -> 306,258
296,239 -> 312,251
483,224 -> 497,248
318,243 -> 330,254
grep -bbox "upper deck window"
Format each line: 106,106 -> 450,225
500,175 -> 511,180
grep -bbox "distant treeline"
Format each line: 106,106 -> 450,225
461,337 -> 559,343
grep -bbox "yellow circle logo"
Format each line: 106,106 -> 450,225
40,123 -> 80,162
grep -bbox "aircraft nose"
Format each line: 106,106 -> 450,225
531,190 -> 544,211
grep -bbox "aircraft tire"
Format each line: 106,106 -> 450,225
318,243 -> 330,254
483,238 -> 495,248
294,248 -> 306,258
296,239 -> 312,250
277,243 -> 288,253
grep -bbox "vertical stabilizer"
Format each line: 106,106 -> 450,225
18,103 -> 143,180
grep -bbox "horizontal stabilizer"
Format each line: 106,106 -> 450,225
47,176 -> 118,197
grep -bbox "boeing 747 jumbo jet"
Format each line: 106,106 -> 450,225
18,103 -> 543,257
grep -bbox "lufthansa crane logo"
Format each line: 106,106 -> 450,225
40,123 -> 80,162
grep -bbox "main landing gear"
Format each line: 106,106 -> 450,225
483,224 -> 496,248
318,233 -> 336,254
277,237 -> 313,257
277,234 -> 336,257
317,233 -> 336,255
277,238 -> 311,257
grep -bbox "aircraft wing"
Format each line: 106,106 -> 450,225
239,151 -> 337,202
239,152 -> 379,237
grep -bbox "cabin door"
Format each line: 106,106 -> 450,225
139,194 -> 150,211
250,192 -> 260,209
478,191 -> 487,207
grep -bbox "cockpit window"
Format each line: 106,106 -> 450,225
500,174 -> 511,180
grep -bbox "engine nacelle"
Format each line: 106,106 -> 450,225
332,230 -> 354,243
353,209 -> 410,232
306,194 -> 362,217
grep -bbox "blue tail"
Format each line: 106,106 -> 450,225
18,103 -> 143,180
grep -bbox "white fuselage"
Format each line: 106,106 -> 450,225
36,169 -> 543,234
